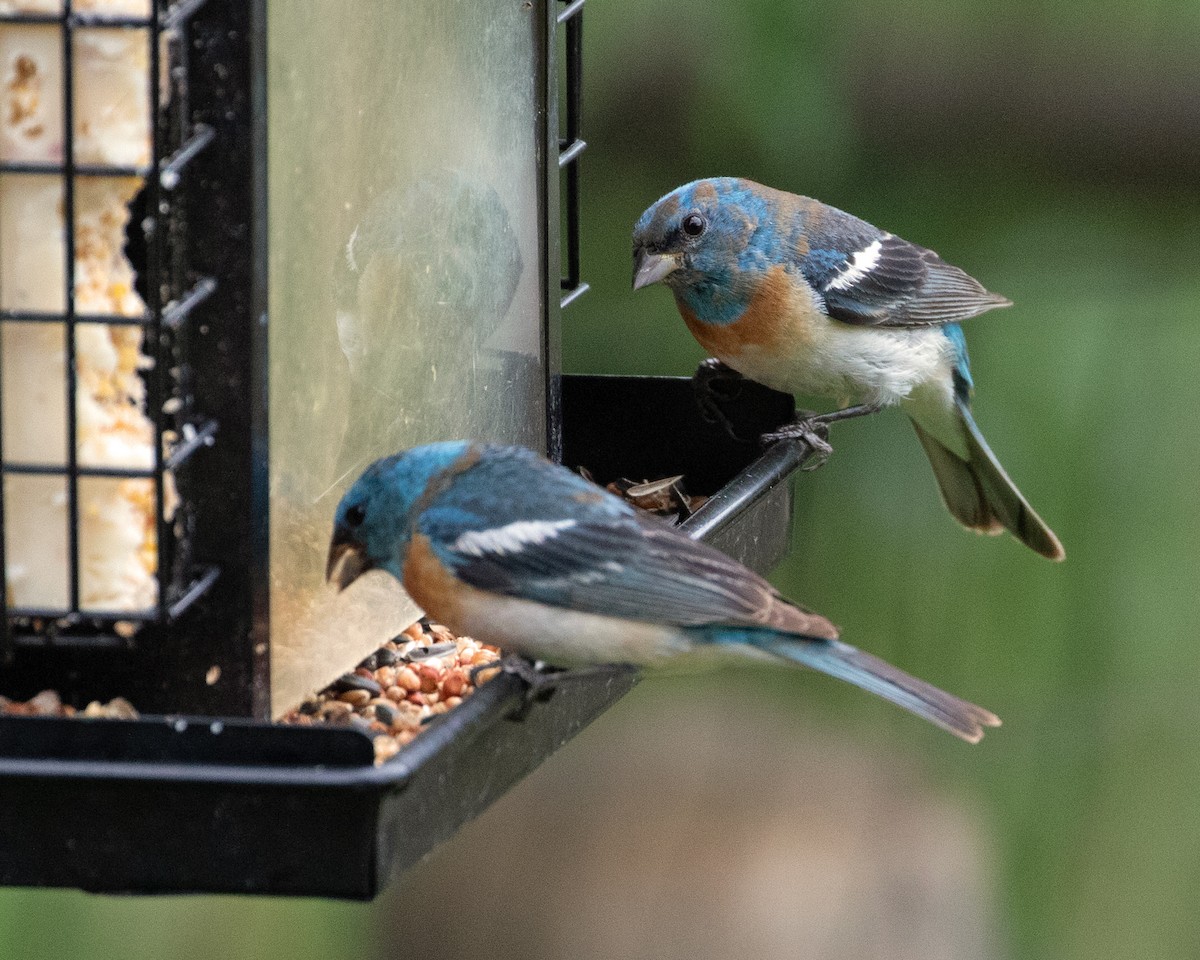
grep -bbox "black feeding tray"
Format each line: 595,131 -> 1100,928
0,374 -> 799,898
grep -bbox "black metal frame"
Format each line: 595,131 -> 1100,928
0,0 -> 263,718
0,0 -> 815,899
0,0 -> 814,900
557,0 -> 587,310
0,0 -> 219,650
0,373 -> 799,898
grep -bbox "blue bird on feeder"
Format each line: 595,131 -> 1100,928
326,441 -> 1000,742
632,177 -> 1064,561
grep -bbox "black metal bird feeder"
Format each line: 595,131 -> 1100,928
0,0 -> 801,898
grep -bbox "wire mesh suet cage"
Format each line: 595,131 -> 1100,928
0,1 -> 219,645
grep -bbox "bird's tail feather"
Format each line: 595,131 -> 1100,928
910,401 -> 1064,561
758,634 -> 1000,743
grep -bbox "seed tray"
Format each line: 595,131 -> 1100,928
0,374 -> 798,898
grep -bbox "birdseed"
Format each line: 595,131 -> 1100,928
0,625 -> 500,767
578,466 -> 708,521
279,618 -> 502,764
0,690 -> 139,719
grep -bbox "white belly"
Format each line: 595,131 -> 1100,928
444,587 -> 792,674
733,318 -> 955,408
448,589 -> 692,667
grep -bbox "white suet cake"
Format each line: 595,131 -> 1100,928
0,7 -> 170,614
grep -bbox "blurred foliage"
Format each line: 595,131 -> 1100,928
565,1 -> 1200,958
0,891 -> 371,960
2,0 -> 1198,957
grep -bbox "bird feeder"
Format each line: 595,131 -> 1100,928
0,0 -> 800,898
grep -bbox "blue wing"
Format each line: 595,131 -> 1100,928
417,445 -> 837,639
795,202 -> 1011,327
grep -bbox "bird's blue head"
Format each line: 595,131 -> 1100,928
632,177 -> 781,324
326,440 -> 472,591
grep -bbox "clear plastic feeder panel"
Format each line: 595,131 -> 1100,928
266,0 -> 547,714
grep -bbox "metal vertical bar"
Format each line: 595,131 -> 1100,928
62,0 -> 81,615
248,0 -> 271,654
542,0 -> 563,462
0,254 -> 7,657
563,8 -> 582,294
556,0 -> 587,310
149,0 -> 167,619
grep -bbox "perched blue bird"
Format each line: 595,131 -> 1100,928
632,178 -> 1064,560
327,441 -> 1000,742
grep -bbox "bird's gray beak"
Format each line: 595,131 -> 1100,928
632,248 -> 680,290
326,528 -> 372,592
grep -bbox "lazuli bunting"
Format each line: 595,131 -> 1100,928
632,178 -> 1064,561
327,441 -> 1000,742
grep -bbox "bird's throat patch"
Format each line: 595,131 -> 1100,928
677,264 -> 810,364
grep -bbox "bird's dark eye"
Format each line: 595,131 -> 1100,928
682,213 -> 707,238
345,504 -> 366,527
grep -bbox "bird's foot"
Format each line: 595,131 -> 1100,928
471,655 -> 637,720
469,654 -> 541,689
759,403 -> 884,471
692,358 -> 752,442
760,414 -> 834,468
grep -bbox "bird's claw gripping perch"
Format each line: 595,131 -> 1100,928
692,358 -> 752,442
758,403 -> 885,470
759,414 -> 834,468
471,655 -> 637,721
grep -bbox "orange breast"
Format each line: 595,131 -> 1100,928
403,534 -> 469,624
677,264 -> 812,364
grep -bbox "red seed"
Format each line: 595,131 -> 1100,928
418,665 -> 440,694
442,670 -> 467,698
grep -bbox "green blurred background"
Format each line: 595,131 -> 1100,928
559,1 -> 1200,955
3,0 -> 1199,957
